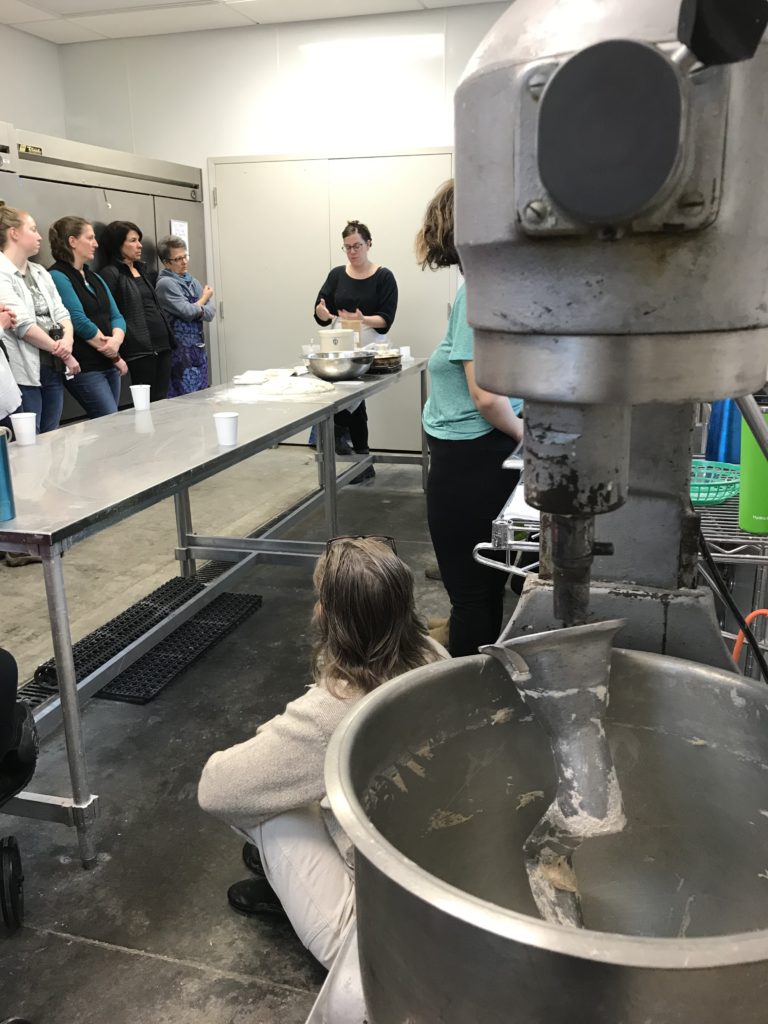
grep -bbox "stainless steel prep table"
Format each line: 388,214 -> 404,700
0,360 -> 427,866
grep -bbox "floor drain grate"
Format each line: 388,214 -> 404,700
33,576 -> 206,687
21,573 -> 262,707
96,591 -> 262,705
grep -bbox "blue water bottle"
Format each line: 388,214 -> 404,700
0,426 -> 16,522
705,399 -> 742,464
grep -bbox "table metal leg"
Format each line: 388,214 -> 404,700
420,368 -> 429,492
745,563 -> 768,679
174,489 -> 197,578
319,416 -> 338,537
41,549 -> 98,869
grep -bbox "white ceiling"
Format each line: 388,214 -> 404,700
0,0 -> 495,43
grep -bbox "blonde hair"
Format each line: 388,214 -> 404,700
312,538 -> 437,698
0,207 -> 30,252
415,179 -> 458,270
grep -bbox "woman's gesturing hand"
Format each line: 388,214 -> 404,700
315,298 -> 334,323
337,307 -> 365,323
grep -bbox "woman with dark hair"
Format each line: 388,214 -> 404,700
156,235 -> 214,397
99,221 -> 174,403
49,216 -> 127,419
417,180 -> 524,657
313,220 -> 398,481
199,537 -> 446,967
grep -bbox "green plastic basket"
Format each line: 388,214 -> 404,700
690,460 -> 740,506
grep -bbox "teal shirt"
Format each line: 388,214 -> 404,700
422,284 -> 522,440
50,268 -> 126,340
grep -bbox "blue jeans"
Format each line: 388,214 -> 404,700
65,368 -> 120,419
18,365 -> 65,433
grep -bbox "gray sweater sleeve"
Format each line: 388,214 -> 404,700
197,685 -> 353,830
156,275 -> 215,322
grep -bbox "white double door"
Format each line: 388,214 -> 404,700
211,151 -> 453,450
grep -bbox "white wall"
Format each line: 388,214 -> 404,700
58,4 -> 508,167
54,3 -> 507,387
0,23 -> 66,136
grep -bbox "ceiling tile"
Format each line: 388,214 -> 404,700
227,0 -> 422,25
17,16 -> 107,40
70,2 -> 254,37
420,0 -> 501,6
30,0 -> 203,11
0,0 -> 55,23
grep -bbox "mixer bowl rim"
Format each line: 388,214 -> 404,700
325,647 -> 768,970
308,350 -> 375,361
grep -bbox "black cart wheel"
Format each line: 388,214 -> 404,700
0,836 -> 24,930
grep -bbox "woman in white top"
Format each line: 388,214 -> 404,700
0,304 -> 21,428
199,536 -> 447,968
0,207 -> 79,433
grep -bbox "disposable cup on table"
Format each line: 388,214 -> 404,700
10,412 -> 37,445
129,384 -> 151,411
213,411 -> 239,446
400,346 -> 412,359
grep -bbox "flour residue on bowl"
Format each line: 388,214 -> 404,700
428,809 -> 473,831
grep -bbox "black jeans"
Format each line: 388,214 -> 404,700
0,647 -> 19,758
426,430 -> 520,657
128,350 -> 173,403
334,401 -> 368,452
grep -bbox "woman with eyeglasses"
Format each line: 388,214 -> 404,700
98,221 -> 175,403
199,536 -> 446,968
313,220 -> 398,482
156,235 -> 214,397
417,180 -> 524,657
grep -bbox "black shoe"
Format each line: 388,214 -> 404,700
334,427 -> 353,456
227,877 -> 286,918
241,842 -> 265,878
349,465 -> 375,485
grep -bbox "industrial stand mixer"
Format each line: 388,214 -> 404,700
319,1 -> 768,1021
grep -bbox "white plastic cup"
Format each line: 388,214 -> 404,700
400,346 -> 412,359
129,384 -> 151,411
10,412 -> 37,446
213,411 -> 239,446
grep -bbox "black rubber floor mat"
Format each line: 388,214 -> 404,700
34,576 -> 206,687
95,591 -> 262,705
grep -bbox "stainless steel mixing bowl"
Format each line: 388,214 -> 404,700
326,650 -> 768,1023
307,351 -> 374,381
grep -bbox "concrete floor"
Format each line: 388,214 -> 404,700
0,449 -> 457,1024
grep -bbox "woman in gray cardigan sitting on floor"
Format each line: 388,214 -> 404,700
198,536 -> 447,968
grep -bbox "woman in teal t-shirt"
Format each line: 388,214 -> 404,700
418,180 -> 523,656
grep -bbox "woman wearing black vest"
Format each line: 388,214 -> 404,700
99,221 -> 174,403
49,217 -> 128,419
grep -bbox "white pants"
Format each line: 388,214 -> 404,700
239,804 -> 355,969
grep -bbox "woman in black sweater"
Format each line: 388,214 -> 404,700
313,220 -> 398,481
99,221 -> 174,403
48,217 -> 128,419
